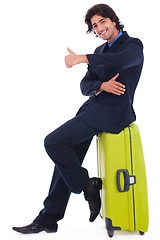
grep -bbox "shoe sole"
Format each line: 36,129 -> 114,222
12,227 -> 57,234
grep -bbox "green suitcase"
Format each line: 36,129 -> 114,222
97,123 -> 149,237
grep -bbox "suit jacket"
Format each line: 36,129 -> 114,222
79,31 -> 144,134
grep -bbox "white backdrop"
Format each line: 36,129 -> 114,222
0,0 -> 159,239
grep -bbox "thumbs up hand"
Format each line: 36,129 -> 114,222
65,47 -> 79,68
65,47 -> 88,68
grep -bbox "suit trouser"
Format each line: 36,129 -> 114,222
34,107 -> 100,230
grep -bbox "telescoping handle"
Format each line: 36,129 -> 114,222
117,169 -> 136,192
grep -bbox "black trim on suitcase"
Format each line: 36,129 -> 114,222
105,217 -> 121,231
128,126 -> 136,231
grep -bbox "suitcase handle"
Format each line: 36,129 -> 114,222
117,169 -> 136,192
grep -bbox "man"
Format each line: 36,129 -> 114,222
13,4 -> 143,234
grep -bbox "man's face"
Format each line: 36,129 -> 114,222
91,15 -> 119,43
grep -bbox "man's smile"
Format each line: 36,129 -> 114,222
99,28 -> 108,36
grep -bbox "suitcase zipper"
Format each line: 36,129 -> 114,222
128,126 -> 136,231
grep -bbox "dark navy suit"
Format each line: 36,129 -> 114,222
34,31 -> 144,231
81,31 -> 144,133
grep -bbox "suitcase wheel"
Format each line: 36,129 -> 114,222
107,230 -> 114,238
139,231 -> 145,235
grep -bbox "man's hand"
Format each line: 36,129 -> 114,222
65,47 -> 89,68
99,73 -> 126,95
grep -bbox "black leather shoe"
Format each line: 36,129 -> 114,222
83,177 -> 102,222
12,222 -> 57,234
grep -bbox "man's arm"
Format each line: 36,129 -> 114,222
65,39 -> 143,71
65,48 -> 126,96
80,66 -> 103,96
86,39 -> 143,70
80,70 -> 125,96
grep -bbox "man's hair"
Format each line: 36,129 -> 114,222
85,4 -> 124,34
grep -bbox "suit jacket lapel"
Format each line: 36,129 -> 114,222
98,42 -> 108,53
106,31 -> 129,53
98,31 -> 129,54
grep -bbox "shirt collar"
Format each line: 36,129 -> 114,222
108,31 -> 123,48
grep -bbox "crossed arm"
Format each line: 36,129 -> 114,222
65,47 -> 125,96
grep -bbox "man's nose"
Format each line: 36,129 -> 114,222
97,25 -> 104,33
